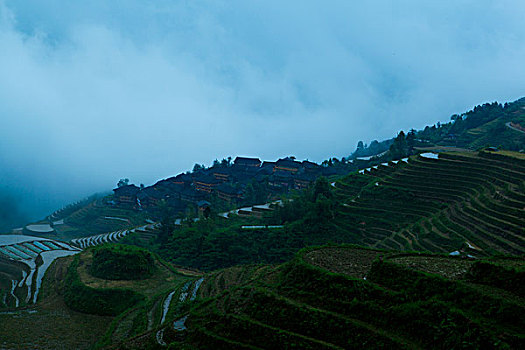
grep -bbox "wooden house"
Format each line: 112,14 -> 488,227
268,170 -> 293,190
213,168 -> 231,183
172,173 -> 193,185
274,158 -> 301,173
215,184 -> 244,202
136,187 -> 166,208
294,173 -> 316,190
194,174 -> 220,193
301,160 -> 319,173
113,185 -> 140,205
179,187 -> 205,202
234,157 -> 261,168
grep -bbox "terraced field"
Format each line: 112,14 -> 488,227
0,235 -> 80,309
0,255 -> 113,350
69,223 -> 159,249
332,151 -> 525,256
60,248 -> 196,349
132,246 -> 523,349
50,200 -> 149,241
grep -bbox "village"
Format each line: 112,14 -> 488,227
111,156 -> 352,215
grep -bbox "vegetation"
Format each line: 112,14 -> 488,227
119,150 -> 525,274
51,199 -> 148,241
159,216 -> 301,271
90,244 -> 156,280
2,97 -> 524,348
64,255 -> 145,316
466,259 -> 525,297
165,246 -> 525,349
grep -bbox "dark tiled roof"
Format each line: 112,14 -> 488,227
213,168 -> 232,176
216,183 -> 243,195
234,156 -> 261,166
180,187 -> 205,199
137,186 -> 167,200
113,185 -> 140,196
272,170 -> 294,179
174,173 -> 193,182
154,178 -> 173,187
261,161 -> 276,168
194,174 -> 220,185
302,160 -> 319,168
256,166 -> 274,176
275,159 -> 301,169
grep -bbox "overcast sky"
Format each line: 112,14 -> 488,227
1,0 -> 525,222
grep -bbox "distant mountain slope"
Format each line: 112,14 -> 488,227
350,97 -> 525,161
435,98 -> 525,150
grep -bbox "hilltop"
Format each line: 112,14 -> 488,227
351,97 -> 525,161
0,97 -> 524,349
13,98 -> 524,249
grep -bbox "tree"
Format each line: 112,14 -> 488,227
203,206 -> 211,219
406,129 -> 416,154
389,131 -> 408,159
313,176 -> 332,201
357,140 -> 364,150
117,178 -> 130,188
244,183 -> 256,204
193,163 -> 205,172
157,200 -> 174,245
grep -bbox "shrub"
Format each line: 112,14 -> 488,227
64,255 -> 145,316
89,244 -> 156,280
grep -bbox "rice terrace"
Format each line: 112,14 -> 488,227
1,2 -> 525,349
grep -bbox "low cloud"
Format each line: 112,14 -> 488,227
1,0 -> 525,221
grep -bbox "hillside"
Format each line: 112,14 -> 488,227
117,246 -> 524,349
142,150 -> 525,273
1,98 -> 524,349
329,150 -> 525,256
351,97 -> 525,162
14,98 -> 523,254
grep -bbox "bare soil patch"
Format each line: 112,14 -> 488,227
389,255 -> 473,279
304,247 -> 383,278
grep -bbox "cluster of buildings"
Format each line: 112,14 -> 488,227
112,156 -> 345,213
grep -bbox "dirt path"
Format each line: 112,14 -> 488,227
506,122 -> 525,134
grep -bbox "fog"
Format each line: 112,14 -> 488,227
1,0 -> 525,224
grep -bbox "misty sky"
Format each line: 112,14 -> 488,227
1,0 -> 525,222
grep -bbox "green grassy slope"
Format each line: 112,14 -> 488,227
55,200 -> 148,240
330,150 -> 525,256
175,246 -> 525,349
0,248 -> 194,349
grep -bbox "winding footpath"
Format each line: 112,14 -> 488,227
506,122 -> 525,134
